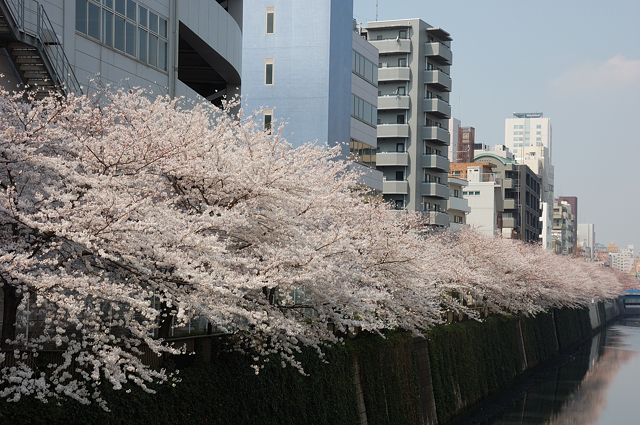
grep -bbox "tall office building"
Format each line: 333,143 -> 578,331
505,112 -> 554,248
241,0 -> 382,190
0,0 -> 243,105
366,19 -> 452,226
577,223 -> 596,259
557,196 -> 578,252
457,126 -> 475,163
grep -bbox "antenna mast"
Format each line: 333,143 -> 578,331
376,0 -> 378,20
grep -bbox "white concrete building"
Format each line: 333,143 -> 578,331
447,176 -> 469,229
366,19 -> 452,226
462,165 -> 503,237
504,112 -> 554,249
577,223 -> 596,259
448,117 -> 460,163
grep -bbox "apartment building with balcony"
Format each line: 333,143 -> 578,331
1,0 -> 243,105
364,18 -> 452,226
557,196 -> 578,252
447,176 -> 469,229
474,152 -> 541,243
505,112 -> 554,249
241,0 -> 382,191
450,163 -> 503,237
552,200 -> 575,255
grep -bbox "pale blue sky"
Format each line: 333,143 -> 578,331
354,0 -> 640,250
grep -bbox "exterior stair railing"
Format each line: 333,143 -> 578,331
1,0 -> 81,95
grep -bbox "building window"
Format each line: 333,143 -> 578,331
396,143 -> 404,152
263,109 -> 273,133
454,215 -> 463,224
265,58 -> 274,85
76,0 -> 168,71
398,57 -> 406,67
350,139 -> 376,168
351,94 -> 377,128
352,50 -> 377,85
396,114 -> 405,124
266,7 -> 275,34
395,171 -> 404,181
397,86 -> 405,95
399,29 -> 407,39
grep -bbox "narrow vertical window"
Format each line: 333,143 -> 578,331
264,109 -> 273,133
87,1 -> 100,40
103,9 -> 113,47
266,7 -> 275,34
76,0 -> 87,34
265,58 -> 274,85
114,16 -> 125,51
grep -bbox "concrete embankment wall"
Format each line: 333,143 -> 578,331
0,301 -> 623,425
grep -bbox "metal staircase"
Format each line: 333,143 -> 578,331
0,0 -> 81,98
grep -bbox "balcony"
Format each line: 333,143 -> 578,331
377,95 -> 410,110
425,42 -> 452,65
503,198 -> 517,210
448,196 -> 470,213
376,152 -> 409,167
503,178 -> 518,189
369,38 -> 411,54
424,69 -> 452,91
503,216 -> 516,229
423,211 -> 450,227
422,154 -> 449,172
378,66 -> 410,82
423,98 -> 451,118
421,182 -> 449,199
422,126 -> 450,145
377,123 -> 410,138
383,180 -> 409,194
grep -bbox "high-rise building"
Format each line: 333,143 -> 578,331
448,117 -> 460,163
557,196 -> 578,252
241,0 -> 382,190
505,112 -> 554,249
366,19 -> 452,226
552,200 -> 575,255
0,0 -> 243,105
457,126 -> 475,163
577,223 -> 596,259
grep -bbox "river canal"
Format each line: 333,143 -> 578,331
456,316 -> 640,425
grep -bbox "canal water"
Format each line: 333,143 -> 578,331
457,316 -> 640,425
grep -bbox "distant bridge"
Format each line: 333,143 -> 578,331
621,289 -> 640,314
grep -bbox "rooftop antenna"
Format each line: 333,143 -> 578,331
376,0 -> 379,21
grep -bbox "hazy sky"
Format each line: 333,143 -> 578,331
354,0 -> 640,250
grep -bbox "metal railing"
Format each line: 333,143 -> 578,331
3,0 -> 81,95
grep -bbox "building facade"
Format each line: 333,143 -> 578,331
241,0 -> 382,190
366,19 -> 452,226
1,0 -> 243,105
577,223 -> 596,259
450,163 -> 503,237
474,152 -> 541,243
504,112 -> 554,249
557,196 -> 578,252
447,176 -> 469,229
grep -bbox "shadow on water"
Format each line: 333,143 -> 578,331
453,316 -> 640,425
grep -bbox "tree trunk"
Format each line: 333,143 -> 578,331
1,285 -> 22,350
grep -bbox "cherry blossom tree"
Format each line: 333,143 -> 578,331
0,86 -> 625,408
